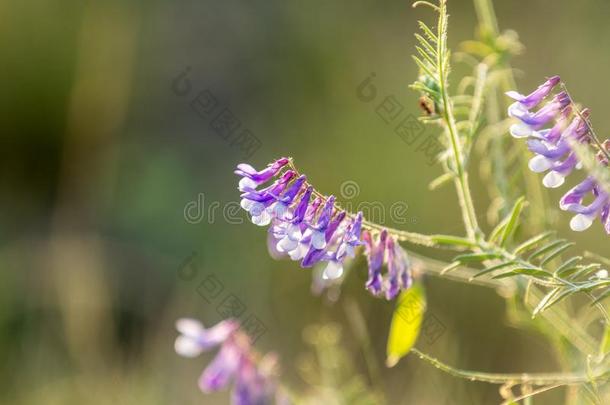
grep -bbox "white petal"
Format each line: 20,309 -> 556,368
240,198 -> 254,210
528,155 -> 553,173
542,171 -> 565,188
174,335 -> 203,358
508,101 -> 528,118
311,231 -> 327,250
272,203 -> 288,219
287,224 -> 302,240
252,210 -> 272,226
570,214 -> 594,232
289,244 -> 308,260
238,177 -> 258,191
323,261 -> 344,280
596,269 -> 609,279
176,318 -> 204,337
249,202 -> 265,216
509,122 -> 532,138
278,236 -> 298,252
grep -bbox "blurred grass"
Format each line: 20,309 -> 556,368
1,0 -> 609,403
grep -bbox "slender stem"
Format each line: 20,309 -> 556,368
411,348 -> 610,385
560,83 -> 610,162
473,0 -> 499,34
436,0 -> 481,241
285,159 -> 441,247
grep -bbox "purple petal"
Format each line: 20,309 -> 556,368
560,177 -> 596,210
199,341 -> 241,392
234,158 -> 289,184
505,76 -> 560,109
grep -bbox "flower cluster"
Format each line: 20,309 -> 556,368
174,318 -> 285,404
363,230 -> 413,300
507,77 -> 610,234
236,158 -> 413,299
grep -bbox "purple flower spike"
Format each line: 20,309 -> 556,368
507,77 -> 610,235
236,157 -> 415,297
235,158 -> 290,191
506,75 -> 560,109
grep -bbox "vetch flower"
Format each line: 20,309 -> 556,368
506,75 -> 560,109
236,157 -> 415,299
175,318 -> 283,404
363,230 -> 413,299
175,318 -> 239,358
560,176 -> 610,233
236,158 -> 290,192
506,77 -> 610,234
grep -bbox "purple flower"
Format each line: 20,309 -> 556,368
385,236 -> 412,300
235,158 -> 290,191
199,340 -> 242,392
509,91 -> 570,137
174,319 -> 239,358
240,171 -> 296,226
506,75 -> 560,109
364,230 -> 387,296
175,318 -> 283,404
363,231 -> 412,299
506,77 -> 610,234
236,157 -> 415,298
560,176 -> 610,233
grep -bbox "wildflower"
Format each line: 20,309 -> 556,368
506,77 -> 610,234
363,230 -> 413,300
236,158 -> 414,298
559,176 -> 610,233
175,318 -> 283,404
506,75 -> 560,109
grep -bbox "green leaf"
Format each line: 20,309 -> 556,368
513,231 -> 554,255
386,283 -> 426,367
440,261 -> 460,275
499,197 -> 526,247
453,252 -> 502,263
528,239 -> 566,261
533,287 -> 573,316
553,256 -> 583,277
428,173 -> 453,190
599,325 -> 610,358
430,234 -> 477,248
488,197 -> 526,246
533,287 -> 561,316
416,46 -> 437,67
414,33 -> 438,57
568,263 -> 602,281
492,267 -> 551,280
418,21 -> 438,43
540,242 -> 575,266
470,261 -> 518,280
412,55 -> 436,79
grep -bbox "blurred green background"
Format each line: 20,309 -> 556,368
2,0 -> 610,403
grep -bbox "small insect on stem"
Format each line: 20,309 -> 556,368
419,96 -> 435,116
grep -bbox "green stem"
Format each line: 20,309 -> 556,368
436,0 -> 481,241
411,348 -> 610,385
